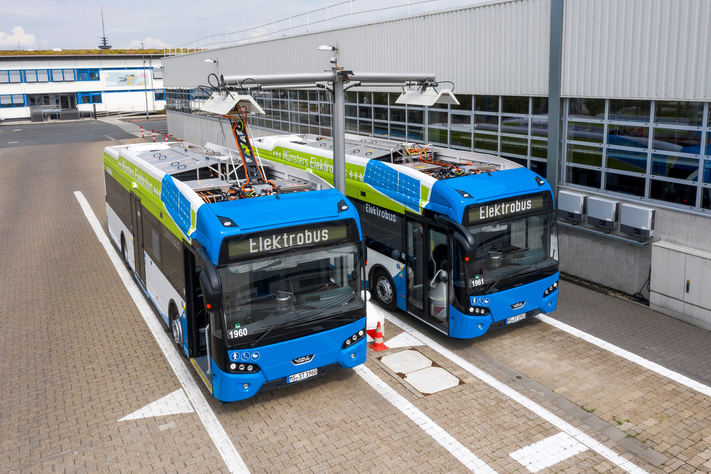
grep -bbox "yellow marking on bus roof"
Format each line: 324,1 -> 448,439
190,358 -> 213,393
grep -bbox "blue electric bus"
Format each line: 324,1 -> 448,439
254,134 -> 560,339
103,133 -> 366,402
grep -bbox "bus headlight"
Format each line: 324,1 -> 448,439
543,280 -> 559,297
470,306 -> 490,316
227,362 -> 261,374
342,328 -> 367,349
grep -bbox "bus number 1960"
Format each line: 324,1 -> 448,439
228,328 -> 249,339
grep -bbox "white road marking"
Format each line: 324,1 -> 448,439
13,129 -> 22,131
354,365 -> 497,474
509,432 -> 588,473
74,191 -> 250,474
537,314 -> 711,398
383,331 -> 425,349
385,314 -> 650,474
8,141 -> 18,144
119,389 -> 194,421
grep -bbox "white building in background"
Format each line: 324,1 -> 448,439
0,51 -> 165,121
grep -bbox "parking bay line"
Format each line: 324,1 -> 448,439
74,191 -> 250,474
536,314 -> 711,398
354,365 -> 496,474
385,313 -> 650,474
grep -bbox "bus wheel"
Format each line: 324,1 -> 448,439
373,270 -> 397,311
170,305 -> 184,356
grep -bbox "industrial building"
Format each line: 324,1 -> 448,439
0,50 -> 165,121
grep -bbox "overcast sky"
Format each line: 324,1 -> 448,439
0,0 -> 484,50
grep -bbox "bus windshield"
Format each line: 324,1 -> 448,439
466,210 -> 559,295
218,242 -> 364,347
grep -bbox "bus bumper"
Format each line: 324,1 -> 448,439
212,319 -> 367,402
449,272 -> 559,339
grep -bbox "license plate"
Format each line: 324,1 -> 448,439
288,368 -> 318,384
506,313 -> 527,325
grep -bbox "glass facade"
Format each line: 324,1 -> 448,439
165,86 -> 711,214
564,99 -> 710,212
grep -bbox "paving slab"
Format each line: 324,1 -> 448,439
381,349 -> 432,374
404,367 -> 460,394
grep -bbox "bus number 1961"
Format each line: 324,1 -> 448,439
228,328 -> 248,339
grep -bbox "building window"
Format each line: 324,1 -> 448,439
24,70 -> 51,83
153,67 -> 163,79
77,92 -> 102,104
50,69 -> 75,82
155,90 -> 165,101
0,94 -> 26,107
76,69 -> 100,81
0,70 -> 22,83
563,98 -> 711,213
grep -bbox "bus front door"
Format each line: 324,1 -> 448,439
129,193 -> 146,285
406,220 -> 449,334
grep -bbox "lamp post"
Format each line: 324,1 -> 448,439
142,43 -> 149,121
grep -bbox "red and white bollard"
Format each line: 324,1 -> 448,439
140,126 -> 144,138
165,134 -> 168,143
152,130 -> 155,142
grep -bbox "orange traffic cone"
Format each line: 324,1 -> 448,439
370,321 -> 388,351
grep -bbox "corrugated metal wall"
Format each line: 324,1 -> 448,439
165,0 -> 711,100
163,0 -> 551,96
562,0 -> 711,100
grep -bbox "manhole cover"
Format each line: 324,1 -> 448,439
381,350 -> 432,374
405,367 -> 460,394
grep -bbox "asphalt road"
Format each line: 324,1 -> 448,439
0,117 -> 167,148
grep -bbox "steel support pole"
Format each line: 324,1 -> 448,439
547,0 -> 564,196
142,43 -> 149,121
332,73 -> 347,194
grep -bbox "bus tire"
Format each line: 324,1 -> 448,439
169,303 -> 185,357
372,269 -> 397,311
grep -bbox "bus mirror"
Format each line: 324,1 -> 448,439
391,249 -> 401,260
196,247 -> 223,314
452,232 -> 476,261
199,270 -> 223,314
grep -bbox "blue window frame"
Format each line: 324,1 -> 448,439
50,69 -> 75,82
155,90 -> 165,101
23,70 -> 51,82
77,92 -> 102,104
0,94 -> 26,107
0,70 -> 22,83
76,69 -> 100,81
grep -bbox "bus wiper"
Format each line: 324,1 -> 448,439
249,310 -> 324,347
483,267 -> 536,294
